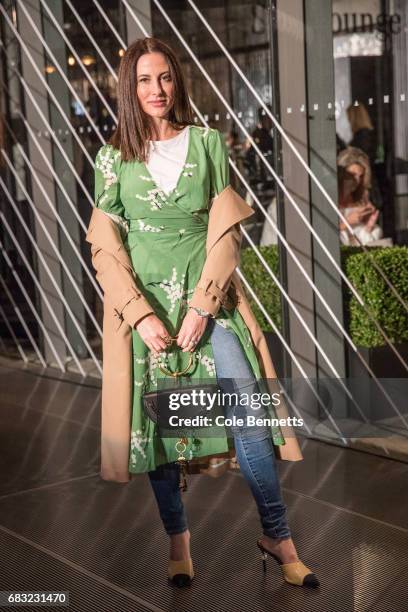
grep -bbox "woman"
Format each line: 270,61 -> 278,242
88,37 -> 319,589
337,147 -> 383,246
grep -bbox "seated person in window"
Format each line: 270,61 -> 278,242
337,147 -> 383,246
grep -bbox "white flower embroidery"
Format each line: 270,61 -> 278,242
215,318 -> 232,329
95,146 -> 121,208
136,187 -> 167,211
148,351 -> 175,386
96,146 -> 120,189
138,220 -> 164,233
194,349 -> 216,377
134,356 -> 149,386
159,267 -> 186,314
135,356 -> 148,364
130,430 -> 151,460
182,162 -> 197,178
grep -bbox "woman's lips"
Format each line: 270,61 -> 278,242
150,100 -> 166,107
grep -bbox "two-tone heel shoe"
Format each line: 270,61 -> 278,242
256,539 -> 320,588
167,558 -> 195,587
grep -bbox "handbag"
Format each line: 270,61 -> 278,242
142,336 -> 221,492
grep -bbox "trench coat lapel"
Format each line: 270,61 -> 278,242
207,185 -> 255,253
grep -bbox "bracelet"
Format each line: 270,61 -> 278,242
188,305 -> 211,318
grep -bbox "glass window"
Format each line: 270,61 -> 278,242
333,0 -> 408,246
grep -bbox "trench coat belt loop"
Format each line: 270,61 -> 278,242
196,278 -> 226,301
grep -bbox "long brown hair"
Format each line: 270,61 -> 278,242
337,146 -> 372,205
108,37 -> 195,163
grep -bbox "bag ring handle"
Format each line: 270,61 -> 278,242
157,336 -> 195,378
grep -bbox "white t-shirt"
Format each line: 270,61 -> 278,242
146,125 -> 190,195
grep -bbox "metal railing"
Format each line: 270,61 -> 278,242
0,1 -> 405,447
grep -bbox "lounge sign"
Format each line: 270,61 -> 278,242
332,12 -> 402,39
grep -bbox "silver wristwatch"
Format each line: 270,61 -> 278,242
188,305 -> 211,318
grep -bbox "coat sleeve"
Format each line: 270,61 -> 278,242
188,222 -> 241,318
188,130 -> 253,317
91,145 -> 155,328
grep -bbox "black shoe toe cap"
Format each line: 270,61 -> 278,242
303,573 -> 320,588
169,573 -> 193,588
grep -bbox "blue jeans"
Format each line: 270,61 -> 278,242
147,317 -> 291,539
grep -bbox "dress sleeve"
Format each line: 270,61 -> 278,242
90,144 -> 155,329
208,129 -> 230,201
94,144 -> 126,219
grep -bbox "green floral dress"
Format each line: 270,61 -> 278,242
94,125 -> 284,474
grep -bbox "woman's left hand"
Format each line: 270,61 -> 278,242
177,309 -> 209,352
364,208 -> 380,232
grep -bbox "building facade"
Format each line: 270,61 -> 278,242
0,0 -> 407,459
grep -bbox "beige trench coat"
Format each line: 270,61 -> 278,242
86,184 -> 303,483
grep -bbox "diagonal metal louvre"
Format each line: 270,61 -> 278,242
0,0 -> 406,456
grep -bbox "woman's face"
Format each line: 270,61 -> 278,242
340,171 -> 358,200
136,52 -> 174,119
346,163 -> 364,185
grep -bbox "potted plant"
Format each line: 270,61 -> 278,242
240,244 -> 408,379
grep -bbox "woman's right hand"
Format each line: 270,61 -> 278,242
345,203 -> 375,226
135,314 -> 172,354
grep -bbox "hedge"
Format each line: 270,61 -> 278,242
240,245 -> 408,348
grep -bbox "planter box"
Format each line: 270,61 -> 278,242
263,332 -> 408,462
264,330 -> 408,379
346,340 -> 408,379
263,331 -> 285,379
